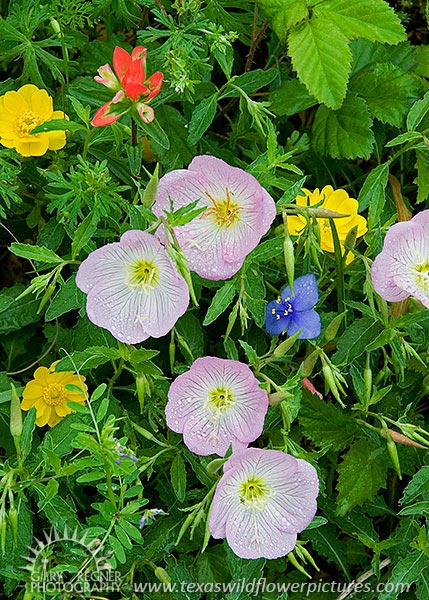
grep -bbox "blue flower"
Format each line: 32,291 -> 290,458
265,274 -> 321,339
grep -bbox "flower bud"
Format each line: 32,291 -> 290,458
135,373 -> 148,413
273,330 -> 301,357
321,355 -> 345,408
8,506 -> 18,545
324,312 -> 346,342
10,384 -> 22,441
154,567 -> 171,584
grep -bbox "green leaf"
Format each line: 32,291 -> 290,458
385,131 -> 423,147
358,162 -> 389,213
301,523 -> 350,578
0,284 -> 41,334
332,316 -> 382,365
256,0 -> 308,39
312,94 -> 374,159
45,274 -> 84,321
71,210 -> 99,259
30,118 -> 86,133
140,117 -> 170,150
336,439 -> 388,515
288,18 -> 352,109
55,346 -> 122,371
398,501 -> 429,516
203,281 -> 237,325
188,94 -> 218,145
299,394 -> 359,451
222,68 -> 279,97
9,242 -> 63,264
414,149 -> 429,204
109,535 -> 127,564
378,551 -> 427,600
96,397 -> 109,423
314,0 -> 406,44
350,63 -> 418,127
171,453 -> 187,503
269,78 -> 318,117
246,237 -> 284,262
407,90 -> 429,131
399,466 -> 429,505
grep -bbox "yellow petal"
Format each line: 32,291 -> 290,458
33,366 -> 50,384
54,403 -> 71,417
287,215 -> 307,236
22,379 -> 45,401
48,411 -> 62,427
15,135 -> 49,157
36,405 -> 52,427
325,190 -> 357,214
47,130 -> 67,151
3,90 -> 29,114
319,185 -> 334,203
16,84 -> 40,105
0,137 -> 16,148
29,88 -> 53,120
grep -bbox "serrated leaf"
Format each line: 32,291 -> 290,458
414,149 -> 429,203
203,281 -> 237,325
269,78 -> 318,117
416,567 -> 429,600
399,466 -> 429,505
188,94 -> 218,145
9,242 -> 63,264
336,439 -> 388,515
256,0 -> 308,39
332,316 -> 382,365
0,284 -> 41,334
45,274 -> 84,321
407,91 -> 429,131
378,551 -> 427,600
358,162 -> 389,212
299,393 -> 359,451
312,94 -> 374,159
314,0 -> 406,45
288,18 -> 352,109
301,523 -> 350,578
350,63 -> 418,127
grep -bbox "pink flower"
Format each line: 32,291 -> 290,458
152,156 -> 276,280
76,230 -> 189,343
209,448 -> 319,559
92,46 -> 163,126
165,357 -> 269,456
371,210 -> 429,307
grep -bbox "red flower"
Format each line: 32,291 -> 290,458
92,46 -> 163,127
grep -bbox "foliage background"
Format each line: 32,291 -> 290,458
0,0 -> 429,598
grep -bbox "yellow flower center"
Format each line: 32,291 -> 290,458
238,475 -> 271,510
207,386 -> 234,410
15,111 -> 42,137
414,261 -> 429,291
127,259 -> 159,291
204,187 -> 241,228
43,383 -> 66,406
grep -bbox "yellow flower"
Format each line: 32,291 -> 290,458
21,361 -> 87,427
0,84 -> 68,157
287,185 -> 368,262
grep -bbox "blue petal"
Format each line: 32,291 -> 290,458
288,309 -> 321,339
265,301 -> 291,335
282,273 -> 319,311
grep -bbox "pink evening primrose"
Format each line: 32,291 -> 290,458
371,210 -> 429,308
76,230 -> 189,343
165,357 -> 269,456
209,448 -> 319,559
152,155 -> 277,280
